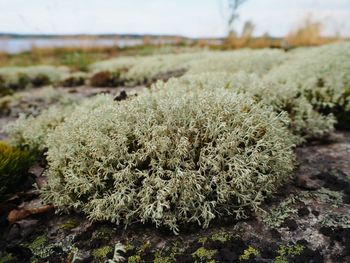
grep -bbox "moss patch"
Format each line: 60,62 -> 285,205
192,247 -> 217,262
92,245 -> 113,261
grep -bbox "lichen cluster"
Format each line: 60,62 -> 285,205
0,86 -> 76,118
39,88 -> 294,233
0,65 -> 69,91
5,42 -> 350,233
157,72 -> 335,142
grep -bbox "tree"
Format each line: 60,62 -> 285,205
227,0 -> 247,34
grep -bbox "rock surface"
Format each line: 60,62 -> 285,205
0,132 -> 349,262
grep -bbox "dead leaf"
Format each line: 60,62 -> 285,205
7,201 -> 53,224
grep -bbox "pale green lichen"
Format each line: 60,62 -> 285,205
40,89 -> 295,233
263,196 -> 298,228
107,242 -> 126,263
321,213 -> 350,228
312,188 -> 344,208
0,65 -> 69,90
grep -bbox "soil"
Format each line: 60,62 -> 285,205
0,89 -> 349,262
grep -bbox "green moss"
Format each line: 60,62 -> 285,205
154,250 -> 172,263
25,235 -> 56,258
25,234 -> 76,259
59,218 -> 80,230
27,235 -> 47,252
192,247 -> 217,262
125,243 -> 135,252
94,226 -> 114,239
92,245 -> 113,260
138,242 -> 151,255
211,230 -> 230,243
274,244 -> 304,263
239,246 -> 260,261
41,88 -> 295,233
198,237 -> 208,245
0,252 -> 13,263
128,255 -> 141,263
0,141 -> 34,201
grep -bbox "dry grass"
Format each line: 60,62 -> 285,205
285,16 -> 339,48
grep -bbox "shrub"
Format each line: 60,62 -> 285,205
0,141 -> 34,201
60,52 -> 91,71
41,89 -> 295,233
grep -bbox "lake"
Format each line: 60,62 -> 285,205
0,37 -> 154,53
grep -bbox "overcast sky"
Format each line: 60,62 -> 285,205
0,0 -> 349,37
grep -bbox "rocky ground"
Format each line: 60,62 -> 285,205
0,88 -> 349,263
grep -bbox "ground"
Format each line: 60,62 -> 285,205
0,88 -> 349,263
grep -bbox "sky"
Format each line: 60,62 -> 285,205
0,0 -> 349,38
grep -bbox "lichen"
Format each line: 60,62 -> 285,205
263,196 -> 298,228
27,235 -> 47,252
40,89 -> 295,233
192,247 -> 217,262
94,226 -> 115,240
59,218 -> 80,230
198,237 -> 208,245
92,245 -> 113,260
211,230 -> 231,243
127,255 -> 141,263
274,244 -> 304,263
321,213 -> 350,228
239,246 -> 260,261
153,250 -> 172,263
312,188 -> 344,208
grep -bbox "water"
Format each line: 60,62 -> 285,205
0,37 -> 147,54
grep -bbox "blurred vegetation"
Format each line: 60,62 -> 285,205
0,44 -> 196,69
0,141 -> 34,201
0,21 -> 344,70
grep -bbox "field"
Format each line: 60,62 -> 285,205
0,42 -> 350,262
